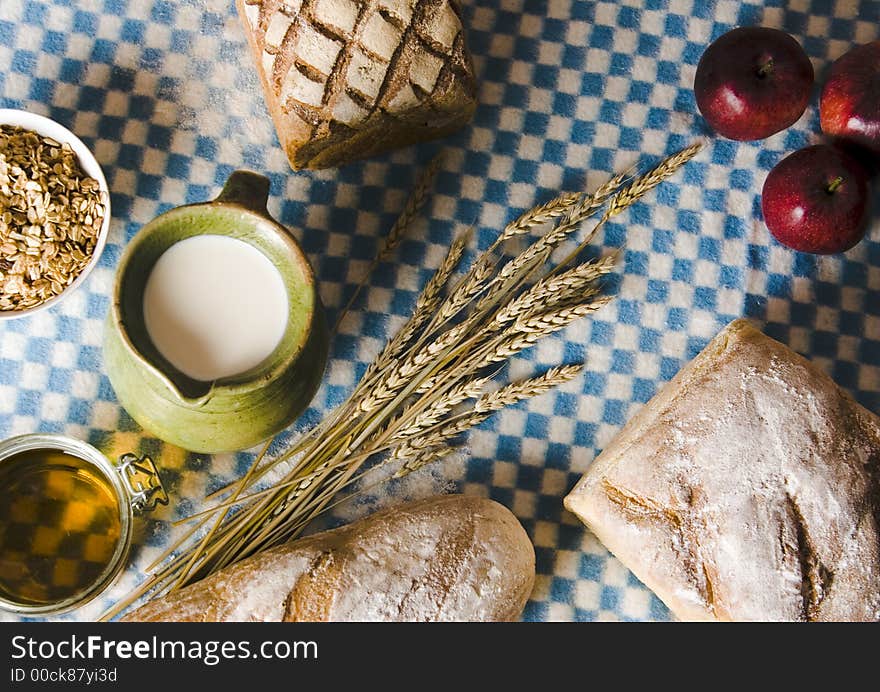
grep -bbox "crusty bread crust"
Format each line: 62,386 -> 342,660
236,0 -> 477,169
123,495 -> 535,622
565,319 -> 880,622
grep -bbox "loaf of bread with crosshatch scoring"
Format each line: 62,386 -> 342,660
236,0 -> 477,169
564,319 -> 880,622
122,495 -> 536,622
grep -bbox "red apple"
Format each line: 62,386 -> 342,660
761,144 -> 870,254
820,41 -> 880,157
695,27 -> 814,141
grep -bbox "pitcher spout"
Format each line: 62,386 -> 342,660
120,329 -> 217,407
163,371 -> 215,407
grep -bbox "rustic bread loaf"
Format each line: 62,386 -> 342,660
237,0 -> 477,169
564,319 -> 880,622
122,495 -> 535,621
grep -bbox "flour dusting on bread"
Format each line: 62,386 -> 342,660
565,319 -> 880,622
123,496 -> 535,622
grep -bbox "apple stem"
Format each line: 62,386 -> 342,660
757,58 -> 774,78
826,176 -> 844,194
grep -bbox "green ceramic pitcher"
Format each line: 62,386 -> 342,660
103,171 -> 327,453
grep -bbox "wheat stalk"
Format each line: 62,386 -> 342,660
472,297 -> 614,368
389,377 -> 489,441
333,153 -> 442,332
494,171 -> 627,247
604,142 -> 702,219
500,192 -> 582,240
492,253 -> 617,327
361,228 -> 470,381
435,256 -> 495,323
389,364 -> 585,462
550,143 -> 703,275
473,363 -> 585,412
103,143 -> 699,621
393,446 -> 455,478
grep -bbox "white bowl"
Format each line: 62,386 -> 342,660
0,108 -> 111,320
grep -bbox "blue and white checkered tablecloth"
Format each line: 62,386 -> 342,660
0,0 -> 878,622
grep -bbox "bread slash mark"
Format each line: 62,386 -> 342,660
602,478 -> 727,617
784,493 -> 834,621
283,550 -> 339,621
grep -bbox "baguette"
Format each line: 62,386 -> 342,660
122,495 -> 535,622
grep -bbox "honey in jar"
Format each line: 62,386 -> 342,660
0,449 -> 123,607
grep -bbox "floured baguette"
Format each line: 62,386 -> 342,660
564,319 -> 880,622
237,0 -> 477,169
122,495 -> 535,622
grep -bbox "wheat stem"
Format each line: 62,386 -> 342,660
333,153 -> 442,332
361,227 -> 470,383
499,191 -> 582,241
550,143 -> 702,275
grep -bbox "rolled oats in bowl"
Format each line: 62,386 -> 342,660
0,118 -> 108,316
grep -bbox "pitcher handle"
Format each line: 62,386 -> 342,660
215,170 -> 271,215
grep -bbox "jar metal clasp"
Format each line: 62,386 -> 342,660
117,453 -> 169,513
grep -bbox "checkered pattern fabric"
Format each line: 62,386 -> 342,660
0,0 -> 878,622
